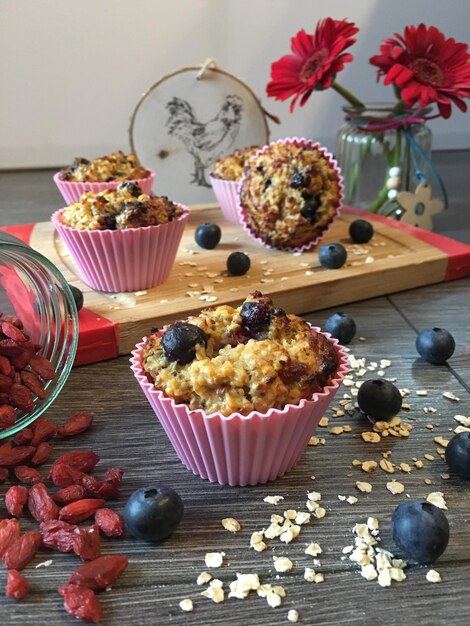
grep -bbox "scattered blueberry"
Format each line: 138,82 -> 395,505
445,432 -> 470,479
161,322 -> 207,364
324,312 -> 356,344
416,327 -> 455,364
68,284 -> 84,312
349,219 -> 374,243
195,223 -> 222,249
319,243 -> 347,269
123,485 -> 184,542
357,379 -> 402,422
227,251 -> 250,276
391,500 -> 450,563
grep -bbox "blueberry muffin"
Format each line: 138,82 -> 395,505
59,151 -> 149,182
60,183 -> 183,231
239,140 -> 342,249
211,146 -> 261,182
142,291 -> 339,416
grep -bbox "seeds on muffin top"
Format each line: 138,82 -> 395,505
60,151 -> 149,182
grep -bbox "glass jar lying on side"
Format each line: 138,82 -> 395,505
0,233 -> 78,439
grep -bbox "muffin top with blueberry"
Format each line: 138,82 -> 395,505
239,141 -> 342,249
60,183 -> 183,231
142,291 -> 339,416
211,146 -> 261,182
59,151 -> 149,182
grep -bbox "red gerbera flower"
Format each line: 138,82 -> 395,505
370,24 -> 470,118
267,18 -> 359,112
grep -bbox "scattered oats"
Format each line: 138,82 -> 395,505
400,463 -> 412,473
347,496 -> 358,505
338,495 -> 346,501
387,481 -> 405,495
333,408 -> 345,418
214,278 -> 224,284
206,272 -> 218,278
264,495 -> 284,505
426,570 -> 442,583
352,459 -> 362,467
205,552 -> 225,568
134,290 -> 147,296
356,481 -> 373,493
221,518 -> 241,533
424,406 -> 438,414
250,531 -> 267,552
305,543 -> 322,557
454,415 -> 470,427
380,459 -> 395,474
359,336 -> 366,341
455,425 -> 470,433
265,523 -> 283,540
362,432 -> 381,443
367,517 -> 380,531
434,436 -> 449,448
319,416 -> 329,427
271,514 -> 284,524
365,256 -> 374,264
342,545 -> 354,554
378,568 -> 392,587
424,478 -> 433,485
179,599 -> 194,612
35,559 -> 53,568
330,426 -> 344,435
295,511 -> 311,525
288,609 -> 299,622
415,460 -> 424,469
426,424 -> 434,430
441,473 -> 450,480
443,392 -> 460,402
402,403 -> 411,410
196,572 -> 212,585
343,425 -> 353,432
229,287 -> 239,292
416,390 -> 428,396
228,573 -> 261,599
424,454 -> 435,462
310,475 -> 316,480
305,271 -> 313,276
260,260 -> 268,265
273,556 -> 293,573
284,509 -> 297,520
314,507 -> 326,519
426,492 -> 447,509
280,525 -> 301,544
436,447 -> 446,455
308,436 -> 325,446
307,491 -> 322,502
201,579 -> 224,603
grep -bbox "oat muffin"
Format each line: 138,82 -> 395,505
211,146 -> 261,181
59,151 -> 149,182
142,291 -> 339,416
60,183 -> 183,231
239,140 -> 342,250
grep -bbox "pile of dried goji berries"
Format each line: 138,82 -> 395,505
0,411 -> 128,624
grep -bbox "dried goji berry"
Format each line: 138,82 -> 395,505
51,450 -> 100,475
81,474 -> 102,496
50,463 -> 84,488
96,481 -> 120,500
5,485 -> 29,516
29,355 -> 55,381
20,371 -> 46,400
103,467 -> 124,486
14,465 -> 43,485
40,519 -> 79,553
31,442 -> 53,466
59,411 -> 94,437
95,508 -> 124,538
0,374 -> 13,393
5,569 -> 29,600
0,467 -> 8,483
0,338 -> 24,358
73,524 -> 101,561
68,554 -> 128,590
52,484 -> 86,505
10,343 -> 35,370
0,441 -> 35,466
28,482 -> 59,523
2,315 -> 23,329
58,584 -> 102,624
0,392 -> 10,405
0,518 -> 21,557
30,419 -> 57,447
0,355 -> 12,376
13,428 -> 33,446
9,384 -> 34,412
1,322 -> 27,343
0,404 -> 16,429
2,530 -> 41,570
59,499 -> 105,524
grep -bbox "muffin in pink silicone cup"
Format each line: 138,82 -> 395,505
51,182 -> 189,293
238,138 -> 343,252
131,291 -> 348,486
54,151 -> 155,204
209,146 -> 261,223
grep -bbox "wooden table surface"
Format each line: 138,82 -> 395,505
0,169 -> 469,625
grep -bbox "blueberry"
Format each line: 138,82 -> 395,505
240,301 -> 270,328
68,284 -> 84,312
291,172 -> 308,188
445,432 -> 470,478
123,485 -> 184,542
416,327 -> 455,364
227,251 -> 250,276
319,243 -> 347,269
119,182 -> 142,197
391,500 -> 450,564
161,322 -> 207,364
349,219 -> 374,243
300,194 -> 321,223
324,312 -> 356,344
357,379 -> 402,421
195,223 -> 222,249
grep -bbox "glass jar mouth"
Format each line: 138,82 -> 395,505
0,242 -> 79,439
342,102 -> 432,119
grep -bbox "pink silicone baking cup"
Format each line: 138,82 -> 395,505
51,205 -> 189,293
209,175 -> 241,224
53,170 -> 156,204
238,137 -> 344,253
130,329 -> 348,486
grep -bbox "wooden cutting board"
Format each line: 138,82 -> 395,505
3,205 -> 470,366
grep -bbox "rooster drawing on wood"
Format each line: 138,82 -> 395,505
165,94 -> 243,187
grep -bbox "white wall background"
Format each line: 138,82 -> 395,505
1,0 -> 470,169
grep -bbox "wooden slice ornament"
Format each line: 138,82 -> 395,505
129,60 -> 277,205
397,183 -> 444,230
